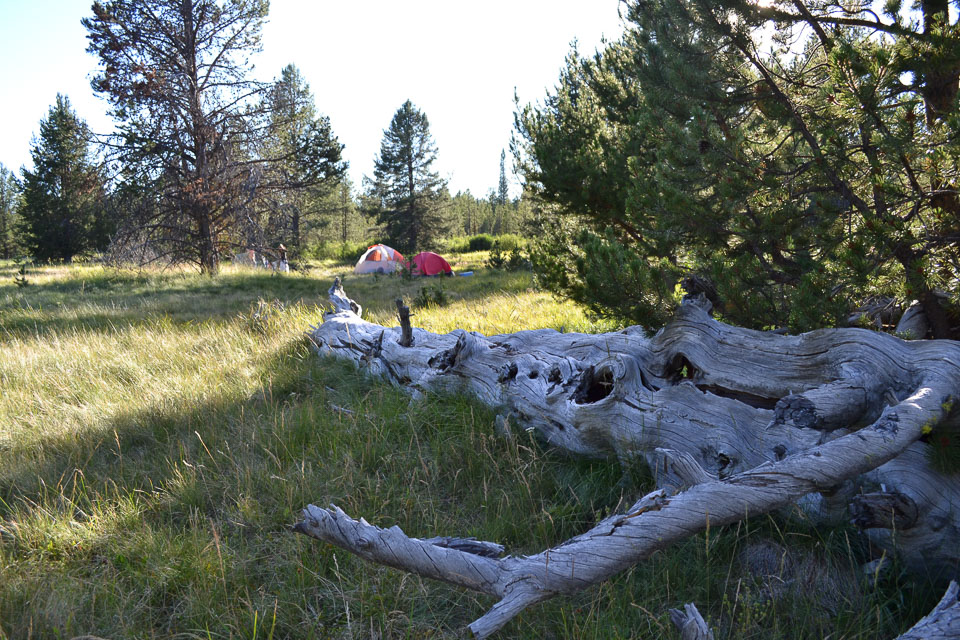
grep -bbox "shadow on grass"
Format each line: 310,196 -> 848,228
0,331 -> 633,639
0,265 -> 938,639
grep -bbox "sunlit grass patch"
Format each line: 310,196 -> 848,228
0,259 -> 631,638
0,259 -> 943,639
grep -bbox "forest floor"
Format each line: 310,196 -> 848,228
0,255 -> 945,639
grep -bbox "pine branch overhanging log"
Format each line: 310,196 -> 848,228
296,278 -> 960,637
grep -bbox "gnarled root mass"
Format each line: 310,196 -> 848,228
296,280 -> 960,637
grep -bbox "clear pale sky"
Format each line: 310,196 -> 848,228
0,1 -> 625,198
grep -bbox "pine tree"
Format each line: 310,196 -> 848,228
305,174 -> 363,254
364,100 -> 449,253
259,64 -> 346,255
0,165 -> 20,260
498,149 -> 510,207
493,149 -> 514,235
19,95 -> 107,263
333,178 -> 359,246
450,190 -> 485,236
516,0 -> 960,336
84,0 -> 271,273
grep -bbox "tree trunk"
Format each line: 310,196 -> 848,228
395,298 -> 413,347
197,214 -> 218,275
291,204 -> 300,252
298,281 -> 960,637
340,186 -> 349,245
0,210 -> 7,260
920,0 -> 960,269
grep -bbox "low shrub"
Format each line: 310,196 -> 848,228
468,234 -> 495,252
13,261 -> 31,288
303,240 -> 373,263
442,236 -> 472,253
488,241 -> 531,271
339,241 -> 372,263
412,284 -> 449,309
491,234 -> 524,252
439,235 -> 528,254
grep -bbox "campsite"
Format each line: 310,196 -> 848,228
2,0 -> 960,638
0,250 -> 955,639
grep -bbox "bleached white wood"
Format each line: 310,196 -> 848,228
895,581 -> 960,640
299,280 -> 960,637
669,603 -> 715,640
296,376 -> 952,637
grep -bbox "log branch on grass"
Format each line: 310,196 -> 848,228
669,603 -> 715,640
895,580 -> 960,640
299,280 -> 960,637
296,378 -> 954,637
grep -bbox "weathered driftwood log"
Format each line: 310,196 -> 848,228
895,580 -> 960,640
299,279 -> 960,637
662,582 -> 960,640
669,603 -> 715,640
896,303 -> 930,339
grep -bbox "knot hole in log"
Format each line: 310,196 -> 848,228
665,353 -> 700,384
498,362 -> 519,383
573,365 -> 615,404
428,332 -> 469,372
663,352 -> 781,410
850,491 -> 919,530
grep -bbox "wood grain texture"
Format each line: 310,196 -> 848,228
298,279 -> 960,637
895,581 -> 960,640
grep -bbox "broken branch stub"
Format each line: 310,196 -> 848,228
300,282 -> 960,637
395,297 -> 413,347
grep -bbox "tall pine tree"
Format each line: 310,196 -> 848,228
84,0 -> 271,273
364,100 -> 448,253
258,64 -> 346,255
0,164 -> 20,260
498,149 -> 510,207
19,95 -> 107,262
516,0 -> 960,336
328,176 -> 360,246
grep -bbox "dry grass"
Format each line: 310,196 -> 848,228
0,258 -> 941,639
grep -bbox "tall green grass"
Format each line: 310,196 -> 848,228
0,259 -> 941,639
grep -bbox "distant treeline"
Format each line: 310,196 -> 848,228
0,2 -> 539,273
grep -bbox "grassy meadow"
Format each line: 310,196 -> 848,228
0,255 -> 943,639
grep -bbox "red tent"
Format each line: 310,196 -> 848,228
411,251 -> 453,276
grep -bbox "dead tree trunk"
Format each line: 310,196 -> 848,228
298,280 -> 960,637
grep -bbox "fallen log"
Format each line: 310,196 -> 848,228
298,279 -> 960,637
895,580 -> 960,639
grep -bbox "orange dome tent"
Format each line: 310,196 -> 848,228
412,251 -> 453,276
354,244 -> 406,274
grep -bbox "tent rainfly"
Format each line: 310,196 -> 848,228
354,244 -> 406,274
412,251 -> 453,276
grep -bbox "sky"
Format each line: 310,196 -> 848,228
0,0 -> 626,199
